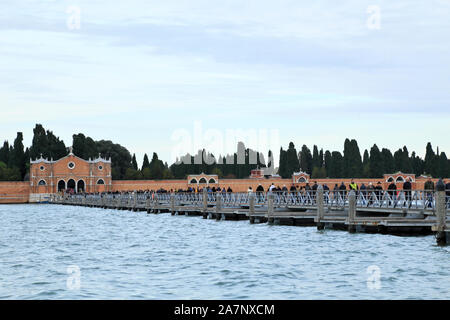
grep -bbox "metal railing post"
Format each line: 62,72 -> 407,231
435,179 -> 447,245
267,193 -> 274,218
249,192 -> 255,218
347,190 -> 356,233
202,188 -> 207,213
316,185 -> 325,230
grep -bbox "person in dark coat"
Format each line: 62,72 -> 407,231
332,184 -> 339,203
375,182 -> 383,201
367,182 -> 375,205
424,178 -> 434,208
387,181 -> 397,206
360,183 -> 367,196
403,178 -> 412,205
338,182 -> 347,201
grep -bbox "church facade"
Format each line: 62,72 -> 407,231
29,148 -> 112,194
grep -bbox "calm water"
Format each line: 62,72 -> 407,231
0,204 -> 449,299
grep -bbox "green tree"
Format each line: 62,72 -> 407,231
278,147 -> 287,178
285,142 -> 300,178
437,152 -> 448,178
424,142 -> 437,176
9,132 -> 26,179
299,145 -> 313,174
0,141 -> 9,165
324,150 -> 332,177
381,148 -> 394,174
142,154 -> 150,170
312,145 -> 320,169
132,154 -> 138,171
311,166 -> 326,179
343,139 -> 363,178
30,124 -> 67,160
369,144 -> 383,178
329,151 -> 344,178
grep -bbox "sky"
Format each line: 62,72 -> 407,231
1,0 -> 449,167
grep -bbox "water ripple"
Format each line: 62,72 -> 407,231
0,204 -> 449,299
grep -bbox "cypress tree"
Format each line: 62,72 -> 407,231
278,147 -> 287,178
132,154 -> 138,171
437,152 -> 448,178
312,145 -> 320,169
381,148 -> 394,174
343,139 -> 363,178
424,142 -> 436,176
0,141 -> 9,164
324,150 -> 332,177
329,151 -> 344,178
142,153 -> 150,170
286,142 -> 300,177
10,132 -> 26,179
369,144 -> 383,178
410,151 -> 424,176
299,145 -> 313,174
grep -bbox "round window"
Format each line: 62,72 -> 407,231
40,166 -> 45,171
98,165 -> 103,170
68,162 -> 75,169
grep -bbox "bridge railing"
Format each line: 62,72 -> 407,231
50,189 -> 449,212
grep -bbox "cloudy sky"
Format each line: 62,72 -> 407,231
1,0 -> 449,166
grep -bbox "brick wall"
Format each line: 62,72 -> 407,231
0,181 -> 30,204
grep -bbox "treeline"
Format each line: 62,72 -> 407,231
278,139 -> 450,179
1,124 -> 449,181
169,142 -> 269,179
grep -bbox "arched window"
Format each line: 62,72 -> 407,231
189,178 -> 197,184
67,179 -> 76,190
396,176 -> 405,183
297,177 -> 307,183
97,179 -> 105,185
77,180 -> 85,192
57,180 -> 66,192
38,180 -> 46,186
208,178 -> 216,184
199,178 -> 207,184
387,177 -> 394,182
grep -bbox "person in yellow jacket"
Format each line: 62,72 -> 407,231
349,180 -> 358,192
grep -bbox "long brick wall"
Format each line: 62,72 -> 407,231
0,181 -> 30,204
0,177 -> 445,204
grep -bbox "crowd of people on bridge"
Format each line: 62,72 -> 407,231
60,177 -> 450,207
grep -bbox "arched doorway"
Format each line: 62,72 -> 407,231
57,180 -> 66,192
67,179 -> 76,192
77,180 -> 85,193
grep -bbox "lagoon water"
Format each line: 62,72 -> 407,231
0,204 -> 449,299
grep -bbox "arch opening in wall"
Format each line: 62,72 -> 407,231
396,176 -> 405,183
189,178 -> 197,184
77,180 -> 85,192
58,180 -> 66,192
199,178 -> 207,184
387,177 -> 394,182
97,179 -> 105,185
67,179 -> 76,191
208,178 -> 216,184
38,179 -> 46,186
297,177 -> 307,183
